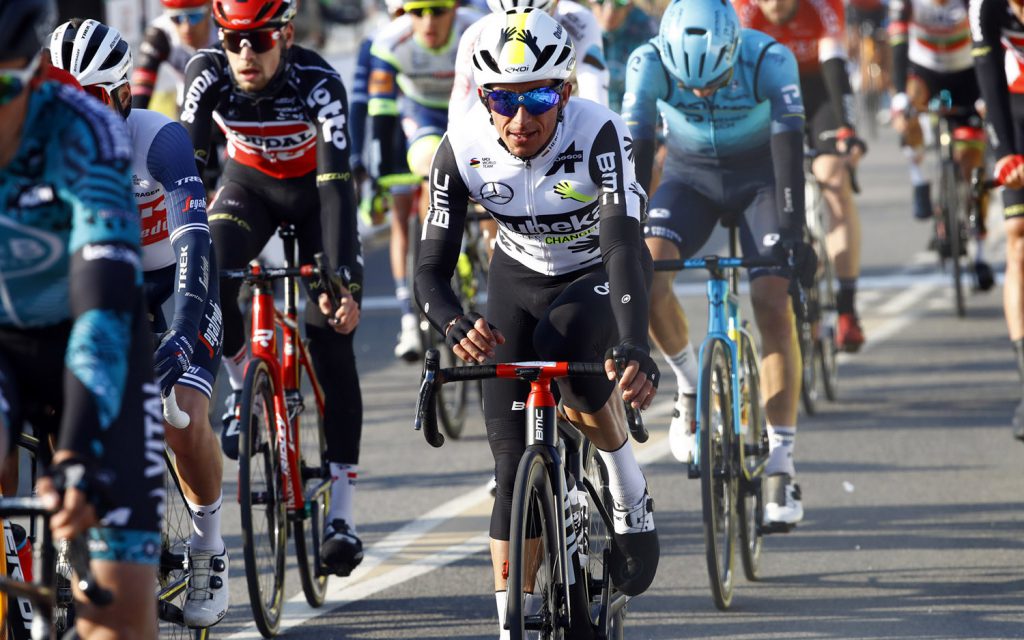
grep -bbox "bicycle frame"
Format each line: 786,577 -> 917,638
245,228 -> 328,517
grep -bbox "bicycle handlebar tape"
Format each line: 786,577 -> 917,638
610,345 -> 650,443
417,349 -> 444,448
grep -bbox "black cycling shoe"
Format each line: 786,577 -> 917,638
608,488 -> 659,597
974,261 -> 995,291
913,183 -> 934,221
321,519 -> 364,577
1013,399 -> 1024,442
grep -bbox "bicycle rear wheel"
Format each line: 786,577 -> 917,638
940,160 -> 967,317
239,360 -> 287,638
437,337 -> 469,439
293,375 -> 331,608
699,338 -> 737,610
736,332 -> 766,582
797,290 -> 818,416
506,449 -> 564,640
816,248 -> 839,401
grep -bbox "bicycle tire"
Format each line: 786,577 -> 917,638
506,449 -> 564,640
818,249 -> 839,402
797,295 -> 818,417
294,374 -> 330,608
239,360 -> 287,638
437,336 -> 469,439
736,332 -> 766,582
699,338 -> 737,610
156,449 -> 209,639
944,161 -> 967,317
581,441 -> 625,638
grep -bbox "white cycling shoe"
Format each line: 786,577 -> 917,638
668,393 -> 696,463
184,545 -> 229,628
763,473 -> 804,526
394,314 -> 422,362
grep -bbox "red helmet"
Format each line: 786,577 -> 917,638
212,0 -> 296,29
162,0 -> 210,8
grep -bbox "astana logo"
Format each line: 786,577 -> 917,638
553,180 -> 594,203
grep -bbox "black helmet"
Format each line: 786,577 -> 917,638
0,0 -> 55,62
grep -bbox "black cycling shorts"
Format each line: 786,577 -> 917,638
1002,93 -> 1024,219
482,247 -> 651,540
645,150 -> 788,281
909,64 -> 982,130
0,313 -> 163,565
802,73 -> 845,155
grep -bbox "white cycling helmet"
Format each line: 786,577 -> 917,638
485,0 -> 555,15
49,19 -> 132,99
471,9 -> 575,88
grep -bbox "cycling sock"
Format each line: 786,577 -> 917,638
1014,339 -> 1024,392
837,281 -> 857,315
186,493 -> 224,552
223,346 -> 247,391
904,146 -> 927,185
765,426 -> 796,476
598,439 -> 646,508
328,462 -> 358,531
666,343 -> 698,395
395,278 -> 413,317
495,591 -> 510,640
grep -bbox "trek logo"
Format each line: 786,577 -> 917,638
181,195 -> 207,212
545,142 -> 583,176
306,78 -> 349,151
479,182 -> 514,205
174,175 -> 203,187
177,245 -> 189,291
429,169 -> 451,229
180,67 -> 218,124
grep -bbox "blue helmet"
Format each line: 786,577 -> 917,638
657,0 -> 740,89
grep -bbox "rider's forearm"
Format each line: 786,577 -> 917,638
600,216 -> 651,351
890,41 -> 909,94
973,53 -> 1017,158
771,129 -> 806,239
821,58 -> 856,129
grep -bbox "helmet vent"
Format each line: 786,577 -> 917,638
479,49 -> 501,74
553,44 -> 571,66
682,51 -> 689,75
698,52 -> 706,76
684,27 -> 706,35
712,47 -> 727,70
533,44 -> 555,71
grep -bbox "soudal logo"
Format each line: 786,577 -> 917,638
180,67 -> 218,124
229,128 -> 315,151
492,207 -> 598,236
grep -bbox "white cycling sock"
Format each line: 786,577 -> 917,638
328,463 -> 357,530
598,439 -> 646,508
185,493 -> 224,552
765,425 -> 796,476
223,346 -> 247,391
904,146 -> 927,186
496,591 -> 510,640
666,344 -> 698,396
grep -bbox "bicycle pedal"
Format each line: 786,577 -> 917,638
758,521 -> 797,535
158,601 -> 185,625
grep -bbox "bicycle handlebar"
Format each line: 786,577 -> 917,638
653,255 -> 781,272
414,349 -> 647,447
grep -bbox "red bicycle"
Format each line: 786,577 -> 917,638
221,225 -> 339,637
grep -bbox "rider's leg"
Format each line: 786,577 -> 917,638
75,562 -> 159,640
1002,210 -> 1024,438
898,76 -> 933,220
164,387 -> 223,533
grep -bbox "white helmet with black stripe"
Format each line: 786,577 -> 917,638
471,8 -> 575,88
49,19 -> 132,100
485,0 -> 555,15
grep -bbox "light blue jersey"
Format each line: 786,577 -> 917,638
623,28 -> 805,159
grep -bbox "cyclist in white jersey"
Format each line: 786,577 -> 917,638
416,10 -> 659,636
51,18 -> 229,628
448,0 -> 610,121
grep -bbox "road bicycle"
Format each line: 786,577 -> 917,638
799,155 -> 840,415
221,225 -> 337,637
654,230 -> 793,610
414,348 -> 648,639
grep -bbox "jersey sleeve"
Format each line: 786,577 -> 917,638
349,38 -> 374,169
131,25 -> 171,110
816,0 -> 848,62
53,96 -> 143,458
414,135 -> 471,334
147,120 -> 211,344
621,41 -> 669,191
179,50 -> 226,171
367,44 -> 403,178
589,116 -> 650,353
304,67 -> 364,295
888,0 -> 912,93
970,0 -> 1017,157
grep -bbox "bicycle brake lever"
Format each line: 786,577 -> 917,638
611,347 -> 649,443
415,349 -> 445,448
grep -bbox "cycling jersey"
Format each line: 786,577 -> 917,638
889,0 -> 972,81
131,13 -> 218,110
0,82 -> 162,558
603,6 -> 658,112
970,0 -> 1024,156
449,1 -> 610,121
416,98 -> 649,344
734,0 -> 847,73
180,44 -> 361,284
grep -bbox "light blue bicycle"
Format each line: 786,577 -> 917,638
655,229 -> 796,610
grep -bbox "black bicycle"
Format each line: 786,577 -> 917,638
414,348 -> 647,639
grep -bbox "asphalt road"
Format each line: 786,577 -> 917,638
194,36 -> 1024,640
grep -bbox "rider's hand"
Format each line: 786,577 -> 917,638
995,154 -> 1024,190
836,127 -> 867,167
604,344 -> 660,410
445,312 -> 505,363
319,287 -> 360,334
154,329 -> 194,397
38,453 -> 110,540
775,237 -> 818,289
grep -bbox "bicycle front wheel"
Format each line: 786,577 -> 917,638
239,360 -> 287,638
736,332 -> 766,582
294,375 -> 330,607
699,338 -> 738,610
817,249 -> 839,401
437,339 -> 469,439
507,449 -> 564,640
940,160 -> 967,317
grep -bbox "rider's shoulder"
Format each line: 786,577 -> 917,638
287,45 -> 342,80
739,28 -> 792,60
557,0 -> 599,37
372,14 -> 415,51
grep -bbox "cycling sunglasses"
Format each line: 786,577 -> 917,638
407,6 -> 452,16
482,84 -> 563,118
590,0 -> 631,7
219,28 -> 281,54
0,56 -> 40,106
169,8 -> 208,25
